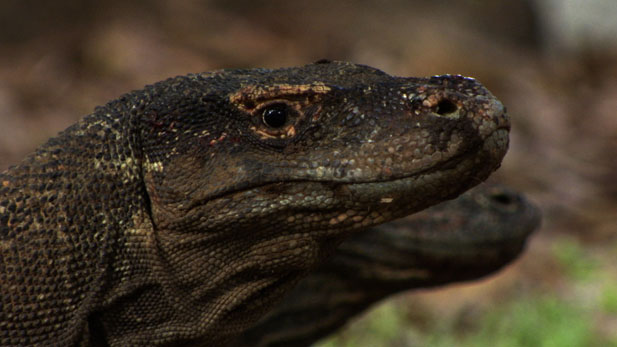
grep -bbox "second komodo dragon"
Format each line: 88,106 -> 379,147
0,61 -> 510,345
237,184 -> 540,347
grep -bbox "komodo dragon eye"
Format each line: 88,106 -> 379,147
261,103 -> 289,128
248,101 -> 303,141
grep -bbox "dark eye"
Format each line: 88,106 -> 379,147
261,104 -> 289,128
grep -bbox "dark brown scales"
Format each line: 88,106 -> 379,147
0,61 -> 509,346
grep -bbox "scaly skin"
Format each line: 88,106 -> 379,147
0,61 -> 509,345
237,184 -> 540,347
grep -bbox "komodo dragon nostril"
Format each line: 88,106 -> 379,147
435,99 -> 458,116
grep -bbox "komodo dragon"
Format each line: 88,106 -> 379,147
0,61 -> 510,345
236,183 -> 540,346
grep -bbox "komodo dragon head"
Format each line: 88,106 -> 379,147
0,61 -> 509,345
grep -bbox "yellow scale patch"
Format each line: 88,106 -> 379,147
229,83 -> 332,112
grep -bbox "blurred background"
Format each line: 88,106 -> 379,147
0,0 -> 616,345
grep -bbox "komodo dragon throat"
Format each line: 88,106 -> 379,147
0,61 -> 509,345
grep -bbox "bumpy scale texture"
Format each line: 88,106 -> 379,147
236,183 -> 540,347
0,61 -> 510,346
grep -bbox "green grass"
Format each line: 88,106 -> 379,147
318,294 -> 608,347
462,296 -> 601,347
551,238 -> 598,281
602,284 -> 617,314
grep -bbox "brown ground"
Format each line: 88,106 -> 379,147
1,1 -> 615,345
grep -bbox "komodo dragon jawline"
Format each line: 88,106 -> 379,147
0,61 -> 509,345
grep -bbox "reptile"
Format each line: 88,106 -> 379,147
235,183 -> 540,347
0,60 -> 509,346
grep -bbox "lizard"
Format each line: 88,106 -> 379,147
0,60 -> 510,346
235,183 -> 540,347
